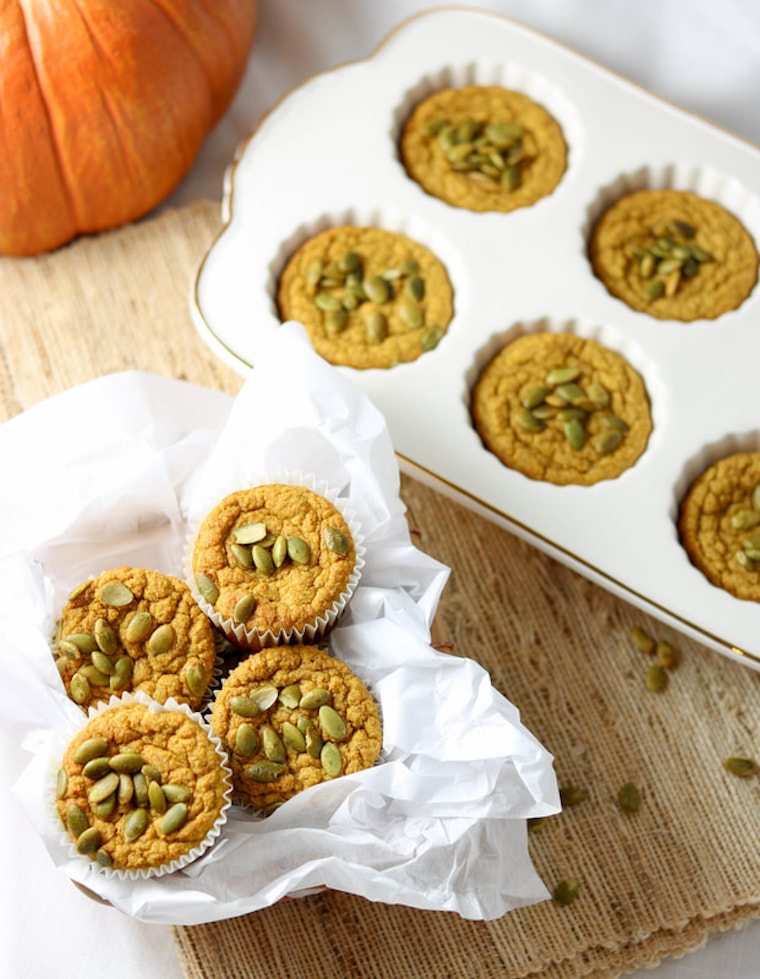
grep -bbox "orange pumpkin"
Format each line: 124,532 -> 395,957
0,0 -> 256,256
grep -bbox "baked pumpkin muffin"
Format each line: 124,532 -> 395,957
472,332 -> 652,485
679,451 -> 760,601
211,645 -> 382,812
400,85 -> 567,212
55,567 -> 216,711
276,226 -> 454,369
55,701 -> 230,874
192,484 -> 358,643
589,189 -> 758,320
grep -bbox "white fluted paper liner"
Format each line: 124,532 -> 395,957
3,325 -> 558,923
47,691 -> 233,881
184,470 -> 365,649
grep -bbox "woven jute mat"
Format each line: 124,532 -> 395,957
0,201 -> 758,979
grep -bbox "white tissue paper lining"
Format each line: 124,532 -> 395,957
0,323 -> 558,925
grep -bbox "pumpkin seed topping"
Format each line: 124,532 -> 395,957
319,705 -> 347,741
65,632 -> 98,654
77,827 -> 101,855
617,781 -> 641,813
58,639 -> 81,660
320,742 -> 343,776
74,737 -> 109,765
160,803 -> 189,835
645,663 -> 668,693
366,310 -> 388,344
420,327 -> 442,351
110,655 -> 133,691
300,688 -> 331,710
654,641 -> 679,670
94,618 -> 117,656
82,757 -> 112,779
91,651 -> 115,676
286,536 -> 311,565
552,878 -> 581,906
246,761 -> 285,783
400,303 -> 423,330
100,582 -> 134,607
279,684 -> 302,709
118,774 -> 134,805
88,773 -> 120,804
231,543 -> 254,568
630,223 -> 713,301
133,773 -> 149,807
125,612 -> 153,644
96,848 -> 112,868
723,755 -> 758,778
252,545 -> 275,576
197,573 -> 219,605
272,535 -> 288,568
67,804 -> 89,838
323,526 -> 349,556
70,673 -> 90,706
630,626 -> 655,655
235,724 -> 259,756
147,623 -> 175,656
522,385 -> 550,410
124,808 -> 149,842
148,779 -> 167,814
231,695 -> 261,718
162,784 -> 192,804
233,594 -> 257,624
282,721 -> 306,752
56,769 -> 68,799
142,764 -> 161,784
262,725 -> 286,763
426,116 -> 529,189
559,784 -> 588,808
68,582 -> 89,601
251,686 -> 278,711
731,510 -> 760,530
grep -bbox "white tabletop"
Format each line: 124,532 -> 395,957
2,2 -> 758,976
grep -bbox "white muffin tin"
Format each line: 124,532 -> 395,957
192,8 -> 760,670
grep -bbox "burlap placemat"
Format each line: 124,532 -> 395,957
0,202 -> 757,979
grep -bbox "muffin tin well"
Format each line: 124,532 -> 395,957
192,8 -> 760,669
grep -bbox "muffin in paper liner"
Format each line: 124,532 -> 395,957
50,690 -> 233,880
184,472 -> 365,651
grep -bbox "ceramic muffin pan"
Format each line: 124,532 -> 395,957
192,8 -> 760,670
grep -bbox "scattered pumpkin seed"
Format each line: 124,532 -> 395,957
617,781 -> 641,813
110,655 -> 133,691
100,582 -> 134,607
185,663 -> 206,699
57,639 -> 81,659
630,626 -> 655,655
527,816 -> 546,832
319,705 -> 347,741
93,618 -> 117,656
74,737 -> 109,765
532,405 -> 555,420
68,582 -> 89,601
231,543 -> 254,568
521,385 -> 550,410
405,275 -> 425,301
326,307 -> 349,335
339,250 -> 360,272
592,430 -> 622,455
731,510 -> 760,530
558,407 -> 587,423
272,535 -> 288,567
645,278 -> 665,300
89,772 -> 120,804
142,764 -> 161,784
366,310 -> 388,344
306,727 -> 324,759
300,688 -> 331,710
753,485 -> 760,511
420,327 -> 442,351
282,721 -> 307,752
586,381 -> 610,409
546,366 -> 580,386
262,726 -> 286,763
109,752 -> 145,774
305,258 -> 323,288
564,417 -> 585,451
56,769 -> 68,799
315,292 -> 342,312
287,536 -> 311,565
246,761 -> 285,783
323,526 -> 349,556
655,641 -> 679,670
133,773 -> 149,807
552,878 -> 581,906
559,784 -> 588,808
70,674 -> 91,704
77,827 -> 101,855
82,757 -> 112,779
502,165 -> 521,190
197,573 -> 219,605
124,807 -> 148,842
147,623 -> 175,656
745,548 -> 760,561
162,784 -> 192,804
252,545 -> 275,576
67,804 -> 89,838
80,664 -> 109,686
320,742 -> 342,776
91,651 -> 115,676
231,696 -> 261,718
118,774 -> 134,805
95,848 -> 112,868
235,723 -> 259,756
723,755 -> 758,778
55,657 -> 67,675
279,684 -> 302,709
400,302 -> 423,330
401,258 -> 420,276
735,550 -> 751,569
65,632 -> 98,654
149,779 -> 167,814
600,414 -> 629,432
640,253 -> 655,278
364,275 -> 391,304
645,663 -> 668,692
125,611 -> 153,643
93,793 -> 117,819
252,686 -> 278,711
233,594 -> 257,624
514,408 -> 545,432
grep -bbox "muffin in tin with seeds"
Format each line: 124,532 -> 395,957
400,85 -> 567,213
211,644 -> 382,811
55,700 -> 229,873
55,567 -> 216,710
192,484 -> 358,644
472,332 -> 652,486
276,226 -> 454,369
589,189 -> 758,320
679,451 -> 760,602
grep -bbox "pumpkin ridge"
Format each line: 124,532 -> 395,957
148,0 -> 219,117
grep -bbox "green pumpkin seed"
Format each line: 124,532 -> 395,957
617,781 -> 641,813
655,641 -> 679,670
74,737 -> 109,765
645,663 -> 668,693
325,308 -> 349,335
65,632 -> 98,654
558,408 -> 588,423
521,385 -> 550,410
232,526 -> 265,550
744,548 -> 760,561
527,817 -> 546,832
68,582 -> 89,601
110,655 -> 133,691
196,573 -> 219,605
91,651 -> 116,676
93,793 -> 117,819
743,530 -> 760,550
282,721 -> 306,752
559,784 -> 588,808
656,258 -> 682,276
56,769 -> 68,799
501,165 -> 521,190
420,327 -> 441,351
315,292 -> 342,312
124,807 -> 148,842
147,623 -> 175,656
544,393 -> 566,407
305,258 -> 323,289
399,303 -> 423,330
55,657 -> 67,675
296,715 -> 313,736
731,510 -> 760,530
77,827 -> 101,855
323,526 -> 349,556
546,366 -> 580,386
320,742 -> 342,776
95,848 -> 112,868
586,381 -> 610,409
267,535 -> 287,568
100,582 -> 134,607
80,664 -> 109,686
235,723 -> 259,756
299,688 -> 331,710
246,761 -> 285,783
669,219 -> 695,240
57,639 -> 81,659
252,545 -> 275,576
366,310 -> 388,344
601,415 -> 629,432
723,755 -> 758,778
552,878 -> 580,906
319,705 -> 347,741
338,250 -> 360,272
514,408 -> 544,432
94,618 -> 117,656
118,774 -> 134,805
133,773 -> 149,807
233,594 -> 257,624
261,726 -> 286,763
231,696 -> 261,718
185,663 -> 206,699
148,779 -> 167,814
631,626 -> 655,655
279,684 -> 302,709
125,612 -> 153,644
364,275 -> 390,304
645,278 -> 665,300
287,536 -> 311,565
400,259 -> 419,276
306,728 -> 324,758
681,257 -> 699,278
640,253 -> 655,278
89,772 -> 120,804
82,757 -> 112,779
142,764 -> 161,784
593,430 -> 622,455
252,686 -> 278,711
405,275 -> 425,302
70,673 -> 91,704
689,244 -> 712,263
231,543 -> 254,568
162,784 -> 192,804
532,405 -> 556,420
67,804 -> 89,838
735,550 -> 751,569
109,753 -> 145,774
564,417 -> 585,451
554,382 -> 585,404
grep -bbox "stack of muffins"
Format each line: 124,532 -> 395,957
52,481 -> 381,878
